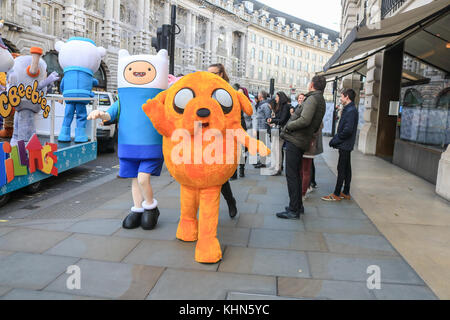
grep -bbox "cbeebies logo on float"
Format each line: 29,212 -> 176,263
0,80 -> 52,118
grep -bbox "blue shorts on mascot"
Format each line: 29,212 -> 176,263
55,37 -> 106,143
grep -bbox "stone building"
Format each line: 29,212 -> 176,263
327,0 -> 449,200
0,0 -> 339,99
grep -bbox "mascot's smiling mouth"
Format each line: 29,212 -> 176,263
133,72 -> 146,77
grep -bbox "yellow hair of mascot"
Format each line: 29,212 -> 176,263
142,71 -> 270,263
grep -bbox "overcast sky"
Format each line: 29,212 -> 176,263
256,0 -> 342,32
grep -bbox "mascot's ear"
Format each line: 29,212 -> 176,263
118,49 -> 130,59
97,47 -> 106,58
157,49 -> 168,59
236,91 -> 253,116
55,41 -> 64,52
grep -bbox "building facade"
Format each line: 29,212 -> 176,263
0,0 -> 339,99
338,0 -> 449,200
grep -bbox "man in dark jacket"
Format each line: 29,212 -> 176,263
276,75 -> 327,219
321,88 -> 358,201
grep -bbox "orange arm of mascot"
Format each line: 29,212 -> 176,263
143,72 -> 270,263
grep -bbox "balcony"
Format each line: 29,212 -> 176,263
381,0 -> 407,19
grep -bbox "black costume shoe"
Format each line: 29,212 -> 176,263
230,170 -> 238,181
227,197 -> 238,218
141,207 -> 160,230
122,211 -> 143,229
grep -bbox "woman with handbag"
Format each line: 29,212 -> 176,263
267,92 -> 290,176
301,123 -> 323,200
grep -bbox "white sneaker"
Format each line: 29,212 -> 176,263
306,186 -> 314,194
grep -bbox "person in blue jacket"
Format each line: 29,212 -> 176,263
55,37 -> 106,142
88,49 -> 168,230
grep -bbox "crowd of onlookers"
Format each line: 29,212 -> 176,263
206,63 -> 359,220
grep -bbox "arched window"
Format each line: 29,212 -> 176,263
435,88 -> 449,110
403,88 -> 423,108
93,64 -> 107,90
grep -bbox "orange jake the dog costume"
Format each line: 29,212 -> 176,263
142,72 -> 270,263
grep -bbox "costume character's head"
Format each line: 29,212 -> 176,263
8,47 -> 47,89
117,49 -> 168,90
55,37 -> 106,73
142,71 -> 270,188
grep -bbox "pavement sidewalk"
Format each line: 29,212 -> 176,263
0,147 -> 439,300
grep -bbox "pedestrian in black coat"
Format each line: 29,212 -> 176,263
322,88 -> 359,202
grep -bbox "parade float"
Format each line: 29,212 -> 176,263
0,40 -> 101,207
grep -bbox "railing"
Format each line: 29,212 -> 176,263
45,96 -> 98,144
381,0 -> 407,19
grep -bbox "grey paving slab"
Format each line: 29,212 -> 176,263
0,287 -> 12,297
226,292 -> 304,300
237,213 -> 306,231
45,259 -> 164,299
0,250 -> 14,260
323,233 -> 399,256
316,205 -> 369,220
307,252 -> 425,285
249,228 -> 328,252
12,219 -> 78,231
96,201 -> 134,210
123,239 -> 219,271
277,277 -> 375,300
66,219 -> 122,236
156,196 -> 182,209
0,228 -> 72,253
248,186 -> 268,195
220,200 -> 258,215
78,208 -> 127,220
246,194 -> 288,205
217,226 -> 250,247
45,234 -> 140,262
219,246 -> 311,278
0,227 -> 16,237
147,268 -> 276,300
303,216 -> 380,235
218,210 -> 239,227
0,253 -> 78,290
372,283 -> 437,300
0,288 -> 101,300
113,222 -> 178,241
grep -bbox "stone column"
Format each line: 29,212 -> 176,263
103,0 -> 114,47
164,0 -> 171,25
191,14 -> 197,48
358,53 -> 382,155
204,19 -> 212,66
186,12 -> 192,48
239,32 -> 246,77
112,0 -> 121,47
436,146 -> 450,201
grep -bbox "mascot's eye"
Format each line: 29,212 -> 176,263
129,68 -> 132,71
173,88 -> 195,114
148,68 -> 151,71
212,89 -> 233,114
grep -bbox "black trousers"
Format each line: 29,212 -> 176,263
334,149 -> 352,196
285,141 -> 304,213
221,181 -> 234,203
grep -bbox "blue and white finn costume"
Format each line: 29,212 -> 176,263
106,49 -> 168,178
55,37 -> 106,143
